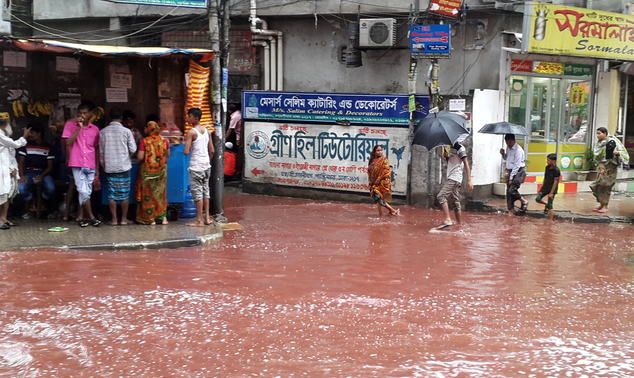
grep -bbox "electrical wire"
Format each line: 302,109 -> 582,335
9,4 -> 182,43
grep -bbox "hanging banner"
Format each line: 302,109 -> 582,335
111,0 -> 207,8
244,121 -> 410,195
185,60 -> 214,133
411,25 -> 451,59
522,1 -> 634,61
429,0 -> 462,18
242,91 -> 430,126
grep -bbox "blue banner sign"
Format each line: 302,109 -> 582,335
112,0 -> 207,8
242,91 -> 430,126
411,24 -> 451,59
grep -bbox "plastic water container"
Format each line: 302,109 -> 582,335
170,127 -> 183,137
180,187 -> 197,218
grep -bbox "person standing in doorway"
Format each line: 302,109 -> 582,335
184,107 -> 214,227
225,103 -> 241,147
435,141 -> 473,229
500,133 -> 528,216
62,101 -> 101,227
99,108 -> 137,225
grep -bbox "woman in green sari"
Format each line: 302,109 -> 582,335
590,127 -> 629,213
136,121 -> 170,224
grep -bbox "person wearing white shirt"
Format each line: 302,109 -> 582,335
0,113 -> 31,229
500,133 -> 528,216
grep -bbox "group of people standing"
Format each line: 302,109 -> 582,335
0,101 -> 216,229
366,127 -> 630,224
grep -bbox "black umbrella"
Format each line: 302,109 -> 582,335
413,110 -> 469,150
478,121 -> 530,136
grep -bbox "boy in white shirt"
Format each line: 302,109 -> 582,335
436,141 -> 473,229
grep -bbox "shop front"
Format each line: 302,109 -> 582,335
508,59 -> 594,174
519,2 -> 634,176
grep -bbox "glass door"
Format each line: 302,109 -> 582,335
559,79 -> 591,171
525,77 -> 561,172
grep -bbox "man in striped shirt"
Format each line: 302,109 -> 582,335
99,108 -> 137,225
17,122 -> 55,219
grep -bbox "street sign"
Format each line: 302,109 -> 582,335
430,0 -> 462,17
110,0 -> 207,8
410,25 -> 451,59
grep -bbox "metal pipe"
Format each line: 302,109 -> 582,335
277,31 -> 283,90
250,0 -> 283,91
252,40 -> 270,90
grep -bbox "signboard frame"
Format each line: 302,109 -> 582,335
521,1 -> 634,61
243,121 -> 411,195
410,25 -> 451,59
110,0 -> 207,8
242,91 -> 430,126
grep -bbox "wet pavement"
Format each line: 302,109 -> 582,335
1,193 -> 634,377
484,192 -> 634,223
0,219 -> 223,250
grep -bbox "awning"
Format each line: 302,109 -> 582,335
11,39 -> 215,58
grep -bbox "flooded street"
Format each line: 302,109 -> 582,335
2,193 -> 634,377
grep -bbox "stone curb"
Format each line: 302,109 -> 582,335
466,200 -> 633,224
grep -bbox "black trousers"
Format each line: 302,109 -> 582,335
506,167 -> 526,210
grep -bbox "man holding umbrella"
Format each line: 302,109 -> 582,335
500,133 -> 529,216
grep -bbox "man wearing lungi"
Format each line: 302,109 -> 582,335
99,108 -> 137,226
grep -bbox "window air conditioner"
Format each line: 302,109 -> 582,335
359,18 -> 397,47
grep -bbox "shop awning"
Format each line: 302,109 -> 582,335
12,39 -> 215,58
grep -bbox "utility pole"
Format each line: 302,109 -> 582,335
11,0 -> 33,38
209,0 -> 227,222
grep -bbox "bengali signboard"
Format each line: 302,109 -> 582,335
242,91 -> 430,126
410,25 -> 451,59
522,1 -> 634,61
429,0 -> 462,18
112,0 -> 207,7
243,122 -> 410,195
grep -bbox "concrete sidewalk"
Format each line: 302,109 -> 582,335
470,191 -> 634,224
0,219 -> 223,251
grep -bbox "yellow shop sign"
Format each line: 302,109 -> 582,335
522,1 -> 634,61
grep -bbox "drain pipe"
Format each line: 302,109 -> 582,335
250,0 -> 284,91
252,40 -> 270,90
254,34 -> 276,90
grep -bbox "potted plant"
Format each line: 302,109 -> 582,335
575,147 -> 596,181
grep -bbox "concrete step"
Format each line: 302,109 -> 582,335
493,178 -> 634,196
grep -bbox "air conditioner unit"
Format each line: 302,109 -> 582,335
359,18 -> 397,47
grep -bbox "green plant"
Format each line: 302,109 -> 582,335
585,147 -> 596,171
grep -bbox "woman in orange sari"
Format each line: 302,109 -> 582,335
136,121 -> 170,225
368,145 -> 399,216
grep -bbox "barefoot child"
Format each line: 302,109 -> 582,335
535,153 -> 560,221
435,141 -> 473,229
184,108 -> 214,227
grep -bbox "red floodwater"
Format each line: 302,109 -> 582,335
1,193 -> 634,377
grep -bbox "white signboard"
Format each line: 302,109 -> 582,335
106,88 -> 128,103
449,98 -> 466,111
3,51 -> 27,67
110,73 -> 132,89
56,56 -> 79,73
244,121 -> 410,195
